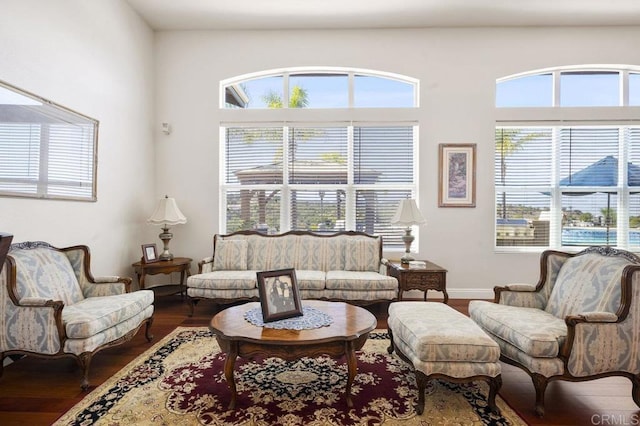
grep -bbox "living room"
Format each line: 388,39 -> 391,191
3,0 -> 640,424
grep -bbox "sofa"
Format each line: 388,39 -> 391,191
0,241 -> 155,389
186,230 -> 398,314
469,246 -> 640,417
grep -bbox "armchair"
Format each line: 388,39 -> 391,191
469,246 -> 640,417
0,241 -> 154,389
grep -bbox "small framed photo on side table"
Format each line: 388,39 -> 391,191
257,268 -> 303,322
141,243 -> 158,263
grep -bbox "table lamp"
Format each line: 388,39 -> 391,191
148,195 -> 187,261
391,198 -> 426,264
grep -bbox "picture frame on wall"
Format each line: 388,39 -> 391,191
141,243 -> 158,263
438,143 -> 477,207
257,268 -> 303,322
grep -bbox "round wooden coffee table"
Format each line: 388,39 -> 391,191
209,300 -> 377,409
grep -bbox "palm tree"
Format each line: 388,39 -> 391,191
495,129 -> 543,219
262,86 -> 309,108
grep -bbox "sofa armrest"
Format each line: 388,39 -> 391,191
198,256 -> 214,274
494,283 -> 547,309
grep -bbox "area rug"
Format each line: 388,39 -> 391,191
53,327 -> 527,425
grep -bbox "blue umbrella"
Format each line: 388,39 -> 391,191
560,155 -> 640,244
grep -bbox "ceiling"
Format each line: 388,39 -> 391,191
125,0 -> 640,31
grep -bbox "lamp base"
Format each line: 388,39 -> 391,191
400,227 -> 415,265
158,226 -> 174,261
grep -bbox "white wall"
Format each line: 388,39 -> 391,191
1,0 -> 156,277
155,27 -> 640,298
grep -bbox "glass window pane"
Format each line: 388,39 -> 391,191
560,71 -> 620,107
225,189 -> 281,233
629,128 -> 640,189
290,190 -> 346,232
630,73 -> 640,106
356,190 -> 412,248
354,75 -> 415,108
225,76 -> 284,109
495,128 -> 552,186
354,126 -> 413,184
289,74 -> 348,108
559,128 -> 619,188
495,192 -> 551,246
225,127 -> 283,184
496,74 -> 552,107
628,193 -> 640,248
288,127 -> 348,184
562,192 -> 617,246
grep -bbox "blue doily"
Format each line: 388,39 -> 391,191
244,305 -> 333,330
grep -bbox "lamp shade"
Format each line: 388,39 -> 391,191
391,199 -> 426,226
147,196 -> 187,226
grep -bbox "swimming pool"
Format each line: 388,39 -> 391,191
562,227 -> 640,245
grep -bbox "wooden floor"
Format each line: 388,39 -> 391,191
1,297 -> 639,425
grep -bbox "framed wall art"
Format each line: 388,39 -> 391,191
438,143 -> 476,207
141,243 -> 158,263
257,268 -> 303,322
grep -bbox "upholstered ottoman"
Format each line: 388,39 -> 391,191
387,302 -> 502,414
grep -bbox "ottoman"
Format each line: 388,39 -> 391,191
387,302 -> 502,414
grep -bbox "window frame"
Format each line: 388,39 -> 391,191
495,66 -> 640,252
0,79 -> 98,202
218,67 -> 420,250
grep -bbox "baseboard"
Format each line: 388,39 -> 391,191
402,288 -> 494,300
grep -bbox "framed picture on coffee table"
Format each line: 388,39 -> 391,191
257,268 -> 303,322
141,243 -> 158,263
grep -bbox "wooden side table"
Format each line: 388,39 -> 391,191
386,260 -> 448,303
131,257 -> 192,297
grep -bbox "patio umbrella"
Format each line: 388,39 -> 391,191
560,155 -> 640,244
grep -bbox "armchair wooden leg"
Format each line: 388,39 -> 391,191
415,371 -> 427,415
531,373 -> 548,417
187,297 -> 198,317
387,327 -> 395,354
78,352 -> 93,390
632,374 -> 640,408
145,317 -> 154,342
486,375 -> 502,415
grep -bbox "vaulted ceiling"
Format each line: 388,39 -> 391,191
125,0 -> 640,31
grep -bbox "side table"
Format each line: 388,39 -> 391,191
386,260 -> 448,303
132,257 -> 192,297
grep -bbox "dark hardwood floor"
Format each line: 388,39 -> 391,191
0,297 -> 638,425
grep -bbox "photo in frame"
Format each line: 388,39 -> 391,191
257,268 -> 303,322
438,143 -> 477,207
141,243 -> 158,263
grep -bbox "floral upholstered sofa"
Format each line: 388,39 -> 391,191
186,230 -> 398,314
0,241 -> 154,389
469,246 -> 640,417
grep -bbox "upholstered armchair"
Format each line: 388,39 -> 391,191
469,246 -> 640,417
0,241 -> 155,389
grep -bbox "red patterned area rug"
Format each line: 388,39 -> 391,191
53,327 -> 527,425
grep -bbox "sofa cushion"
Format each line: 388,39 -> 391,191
469,300 -> 567,358
295,270 -> 326,290
344,238 -> 380,272
545,253 -> 631,318
326,270 -> 397,290
11,247 -> 84,305
187,270 -> 258,290
62,289 -> 154,339
213,239 -> 248,271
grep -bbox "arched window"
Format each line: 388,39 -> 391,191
495,66 -> 640,250
219,68 -> 419,249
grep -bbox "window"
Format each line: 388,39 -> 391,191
0,80 -> 98,201
220,68 -> 419,249
495,66 -> 640,250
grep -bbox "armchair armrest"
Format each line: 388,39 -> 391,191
83,276 -> 131,297
494,283 -> 547,309
198,256 -> 214,274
